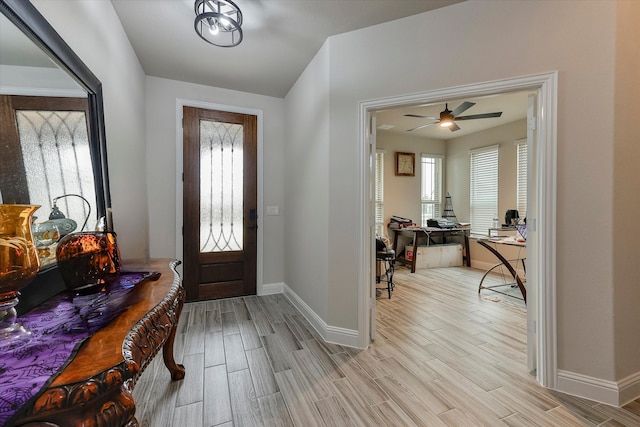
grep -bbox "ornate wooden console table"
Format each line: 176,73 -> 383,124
13,259 -> 186,427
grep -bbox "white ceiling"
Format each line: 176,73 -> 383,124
109,0 -> 530,139
2,0 -> 526,140
110,0 -> 463,98
375,90 -> 531,140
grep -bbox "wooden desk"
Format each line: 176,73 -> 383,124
14,259 -> 185,427
477,239 -> 526,303
392,227 -> 471,273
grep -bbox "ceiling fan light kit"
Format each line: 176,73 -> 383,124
406,101 -> 503,132
439,106 -> 454,127
194,0 -> 243,47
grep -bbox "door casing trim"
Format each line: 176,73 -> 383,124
175,98 -> 264,294
357,71 -> 558,389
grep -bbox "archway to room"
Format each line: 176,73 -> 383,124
357,72 -> 558,388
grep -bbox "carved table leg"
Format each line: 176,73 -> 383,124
163,288 -> 186,380
163,327 -> 186,380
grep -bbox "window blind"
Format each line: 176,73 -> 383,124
516,141 -> 527,218
375,150 -> 385,236
470,145 -> 498,235
420,154 -> 443,226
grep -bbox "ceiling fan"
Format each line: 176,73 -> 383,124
405,101 -> 502,132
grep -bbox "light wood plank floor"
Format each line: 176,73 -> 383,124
133,266 -> 640,426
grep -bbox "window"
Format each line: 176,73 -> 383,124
420,154 -> 443,226
516,141 -> 527,218
0,96 -> 95,227
374,150 -> 385,236
470,145 -> 498,235
17,110 -> 95,224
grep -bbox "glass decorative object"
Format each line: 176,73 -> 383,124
33,220 -> 61,264
0,204 -> 41,349
55,231 -> 121,294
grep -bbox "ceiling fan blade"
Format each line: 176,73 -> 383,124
455,112 -> 503,121
451,101 -> 475,117
448,123 -> 461,132
404,114 -> 438,119
407,122 -> 438,132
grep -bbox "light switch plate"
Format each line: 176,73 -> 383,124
266,205 -> 279,216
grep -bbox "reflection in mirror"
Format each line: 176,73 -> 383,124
1,0 -> 111,313
1,7 -> 98,268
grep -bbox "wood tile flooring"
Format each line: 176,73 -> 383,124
133,266 -> 640,426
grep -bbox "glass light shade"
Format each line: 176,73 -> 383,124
439,107 -> 454,127
0,204 -> 41,349
194,0 -> 243,47
56,231 -> 121,294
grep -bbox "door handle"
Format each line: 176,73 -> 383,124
249,208 -> 258,230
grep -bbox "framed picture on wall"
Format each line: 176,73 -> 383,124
395,152 -> 415,176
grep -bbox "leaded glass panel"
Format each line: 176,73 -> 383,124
16,110 -> 95,227
199,119 -> 243,252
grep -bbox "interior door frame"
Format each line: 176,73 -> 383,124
368,113 -> 377,342
357,71 -> 558,389
175,99 -> 264,294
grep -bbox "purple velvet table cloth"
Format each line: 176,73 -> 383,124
0,272 -> 154,426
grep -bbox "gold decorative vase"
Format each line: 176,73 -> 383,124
0,204 -> 41,349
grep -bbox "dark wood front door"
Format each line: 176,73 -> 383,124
183,106 -> 257,301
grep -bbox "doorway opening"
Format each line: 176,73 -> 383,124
358,72 -> 558,388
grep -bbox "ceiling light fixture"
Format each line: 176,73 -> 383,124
194,0 -> 243,47
439,104 -> 454,127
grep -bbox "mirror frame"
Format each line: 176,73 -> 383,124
1,0 -> 112,311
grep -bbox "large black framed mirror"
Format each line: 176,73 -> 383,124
0,0 -> 111,312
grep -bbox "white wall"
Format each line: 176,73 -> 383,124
379,120 -> 527,269
284,43 -> 331,321
33,0 -> 149,259
34,0 -> 286,291
612,0 -> 640,398
285,0 -> 639,395
376,130 -> 445,229
32,0 -> 639,402
446,119 -> 527,224
378,119 -> 527,229
0,65 -> 85,95
145,76 -> 286,286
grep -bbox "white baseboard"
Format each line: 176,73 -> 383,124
471,259 -> 518,276
471,260 -> 498,271
282,283 -> 359,348
557,369 -> 640,406
259,282 -> 285,295
619,371 -> 640,406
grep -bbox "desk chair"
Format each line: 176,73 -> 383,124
376,237 -> 395,299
